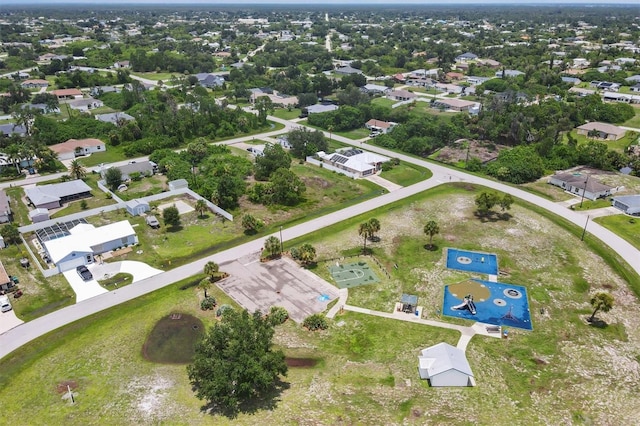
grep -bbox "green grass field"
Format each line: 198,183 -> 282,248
271,108 -> 302,120
379,161 -> 432,186
2,183 -> 639,423
594,214 -> 640,250
622,106 -> 640,129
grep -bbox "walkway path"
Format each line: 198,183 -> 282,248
2,114 -> 640,359
365,174 -> 402,192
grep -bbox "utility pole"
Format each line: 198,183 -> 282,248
279,226 -> 284,254
579,174 -> 590,209
581,215 -> 590,241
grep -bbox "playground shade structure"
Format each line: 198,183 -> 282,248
446,248 -> 498,276
329,261 -> 379,289
442,279 -> 532,330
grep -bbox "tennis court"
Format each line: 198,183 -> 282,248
329,261 -> 379,289
446,248 -> 498,275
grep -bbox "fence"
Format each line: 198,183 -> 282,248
318,253 -> 392,280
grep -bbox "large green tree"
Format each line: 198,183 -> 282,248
287,127 -> 327,159
187,309 -> 287,416
269,168 -> 305,205
104,167 -> 123,191
254,143 -> 291,181
162,205 -> 181,228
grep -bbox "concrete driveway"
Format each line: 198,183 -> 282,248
91,261 -> 163,284
217,253 -> 339,323
62,269 -> 108,303
0,308 -> 24,335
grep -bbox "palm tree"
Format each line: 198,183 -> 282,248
264,235 -> 281,258
298,243 -> 317,265
367,218 -> 380,241
5,144 -> 22,174
588,292 -> 614,323
423,220 -> 440,249
203,261 -> 219,282
198,278 -> 211,298
195,199 -> 208,218
358,221 -> 373,254
69,159 -> 86,180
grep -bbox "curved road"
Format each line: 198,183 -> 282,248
1,116 -> 639,359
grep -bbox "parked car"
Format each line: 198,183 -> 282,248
146,215 -> 160,229
76,265 -> 93,281
0,295 -> 12,312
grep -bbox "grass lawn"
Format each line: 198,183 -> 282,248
622,106 -> 640,129
116,174 -> 168,201
98,272 -> 133,290
2,184 -> 640,424
594,214 -> 640,250
271,108 -> 301,120
333,127 -> 370,140
74,147 -> 127,167
130,71 -> 175,81
571,198 -> 612,211
371,97 -> 397,108
379,161 -> 432,186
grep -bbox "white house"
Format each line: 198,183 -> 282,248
548,173 -> 615,201
418,342 -> 475,387
28,208 -> 50,223
68,98 -> 104,112
125,199 -> 150,216
365,119 -> 397,134
315,148 -> 390,178
43,220 -> 138,273
49,138 -> 106,161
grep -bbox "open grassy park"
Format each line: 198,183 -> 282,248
1,182 -> 639,424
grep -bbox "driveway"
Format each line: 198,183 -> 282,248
62,269 -> 108,303
91,261 -> 163,284
366,174 -> 402,192
0,309 -> 24,335
217,254 -> 339,323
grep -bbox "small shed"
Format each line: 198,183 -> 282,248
125,199 -> 150,216
168,179 -> 189,191
418,342 -> 475,387
29,208 -> 50,223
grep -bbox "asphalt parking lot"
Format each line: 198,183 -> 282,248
217,253 -> 339,323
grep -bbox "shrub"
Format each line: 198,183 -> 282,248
268,306 -> 289,325
80,200 -> 88,210
303,313 -> 328,331
216,304 -> 233,317
201,296 -> 217,311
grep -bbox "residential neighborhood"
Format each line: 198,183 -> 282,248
0,2 -> 640,425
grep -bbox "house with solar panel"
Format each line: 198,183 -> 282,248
314,148 -> 390,178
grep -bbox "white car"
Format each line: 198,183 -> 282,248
0,295 -> 12,313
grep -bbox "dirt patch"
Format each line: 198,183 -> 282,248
142,313 -> 204,364
55,380 -> 78,394
302,176 -> 333,189
285,357 -> 319,368
434,139 -> 508,164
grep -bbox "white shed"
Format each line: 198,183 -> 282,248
125,199 -> 150,216
418,342 -> 475,387
29,208 -> 50,223
168,179 -> 189,191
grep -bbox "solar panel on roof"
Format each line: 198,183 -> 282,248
35,218 -> 88,243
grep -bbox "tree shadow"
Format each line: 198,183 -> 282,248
167,225 -> 184,233
243,229 -> 259,236
198,214 -> 211,220
423,243 -> 439,252
368,236 -> 381,243
586,317 -> 608,328
200,378 -> 290,419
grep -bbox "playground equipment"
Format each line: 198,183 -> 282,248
452,294 -> 477,315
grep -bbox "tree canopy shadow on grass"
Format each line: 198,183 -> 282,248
198,377 -> 290,419
586,316 -> 608,329
473,211 -> 512,223
166,225 -> 184,233
197,213 -> 212,220
423,243 -> 439,252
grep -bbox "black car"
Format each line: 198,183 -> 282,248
76,265 -> 93,281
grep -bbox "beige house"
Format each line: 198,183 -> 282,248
576,122 -> 626,141
50,138 -> 106,161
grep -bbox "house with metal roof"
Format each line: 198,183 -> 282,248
103,161 -> 156,181
50,138 -> 106,161
25,180 -> 92,210
95,112 -> 135,125
43,220 -> 138,273
612,195 -> 640,216
418,342 -> 475,387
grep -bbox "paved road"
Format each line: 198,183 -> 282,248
2,115 -> 640,359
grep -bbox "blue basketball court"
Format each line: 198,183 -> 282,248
446,248 -> 498,275
442,279 -> 532,330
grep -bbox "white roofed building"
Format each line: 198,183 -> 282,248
418,342 -> 475,387
43,220 -> 138,273
315,148 -> 390,178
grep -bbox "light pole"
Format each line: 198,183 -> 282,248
279,226 -> 284,254
579,174 -> 590,209
581,215 -> 590,241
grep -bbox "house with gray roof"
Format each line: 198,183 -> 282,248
103,161 -> 156,181
195,73 -> 225,88
418,342 -> 475,387
335,65 -> 362,75
548,172 -> 615,201
25,180 -> 92,209
612,195 -> 640,216
0,123 -> 27,137
0,190 -> 11,223
95,112 -> 135,125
